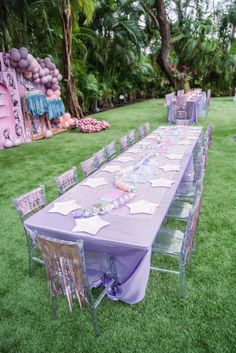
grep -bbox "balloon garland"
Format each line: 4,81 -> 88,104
8,47 -> 62,99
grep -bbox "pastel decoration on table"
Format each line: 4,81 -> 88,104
127,199 -> 159,215
159,164 -> 181,172
72,216 -> 110,235
82,177 -> 108,188
149,178 -> 175,188
49,200 -> 81,216
101,165 -> 121,173
116,156 -> 134,163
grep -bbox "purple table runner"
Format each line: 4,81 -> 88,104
25,126 -> 202,304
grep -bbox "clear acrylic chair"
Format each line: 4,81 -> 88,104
55,167 -> 78,195
95,148 -> 107,167
151,190 -> 202,297
175,165 -> 205,203
120,135 -> 129,153
128,130 -> 136,145
144,122 -> 150,135
105,141 -> 117,161
12,185 -> 47,276
36,234 -> 116,336
138,125 -> 146,140
80,155 -> 99,178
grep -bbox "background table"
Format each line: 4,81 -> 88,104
25,126 -> 202,304
168,92 -> 206,123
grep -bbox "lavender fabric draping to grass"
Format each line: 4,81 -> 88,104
25,126 -> 202,304
168,92 -> 206,123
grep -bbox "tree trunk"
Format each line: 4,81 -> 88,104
154,0 -> 178,90
60,1 -> 84,118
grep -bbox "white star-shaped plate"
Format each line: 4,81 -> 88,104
49,200 -> 81,216
101,165 -> 121,173
116,156 -> 134,163
186,135 -> 197,140
127,199 -> 159,215
146,134 -> 157,139
149,178 -> 175,188
178,140 -> 191,145
138,141 -> 154,146
128,148 -> 141,154
159,164 -> 180,172
81,177 -> 108,188
166,154 -> 184,160
72,215 -> 110,235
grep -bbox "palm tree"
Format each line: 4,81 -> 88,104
57,0 -> 94,118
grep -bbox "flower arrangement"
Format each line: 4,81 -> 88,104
77,117 -> 110,133
170,64 -> 192,81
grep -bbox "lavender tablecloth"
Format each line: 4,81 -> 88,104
25,126 -> 202,304
168,92 -> 206,123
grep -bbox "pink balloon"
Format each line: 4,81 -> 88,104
41,76 -> 48,84
32,73 -> 39,79
58,116 -> 64,124
19,47 -> 28,59
34,78 -> 40,83
64,113 -> 71,121
54,69 -> 59,76
63,121 -> 70,129
44,68 -> 50,75
58,74 -> 62,81
47,89 -> 53,97
16,67 -> 24,73
23,71 -> 32,79
32,67 -> 39,74
55,90 -> 61,97
45,130 -> 53,138
51,84 -> 59,91
57,123 -> 63,129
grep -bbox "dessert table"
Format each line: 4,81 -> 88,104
24,126 -> 202,304
168,92 -> 206,123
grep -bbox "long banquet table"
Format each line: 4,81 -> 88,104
25,126 -> 202,304
168,92 -> 206,123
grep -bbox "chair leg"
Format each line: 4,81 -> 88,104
27,237 -> 34,277
89,304 -> 100,337
51,296 -> 58,320
179,259 -> 185,298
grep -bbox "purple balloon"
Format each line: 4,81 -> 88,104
34,78 -> 40,83
51,84 -> 59,91
33,73 -> 39,79
54,69 -> 59,76
51,77 -> 57,84
19,47 -> 28,59
16,67 -> 24,73
10,48 -> 21,62
45,82 -> 51,88
18,59 -> 28,69
51,63 -> 56,70
32,67 -> 39,74
44,68 -> 50,75
39,69 -> 45,77
41,62 -> 46,69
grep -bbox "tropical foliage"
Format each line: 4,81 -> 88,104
0,0 -> 236,113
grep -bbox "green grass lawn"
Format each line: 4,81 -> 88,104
0,98 -> 236,353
